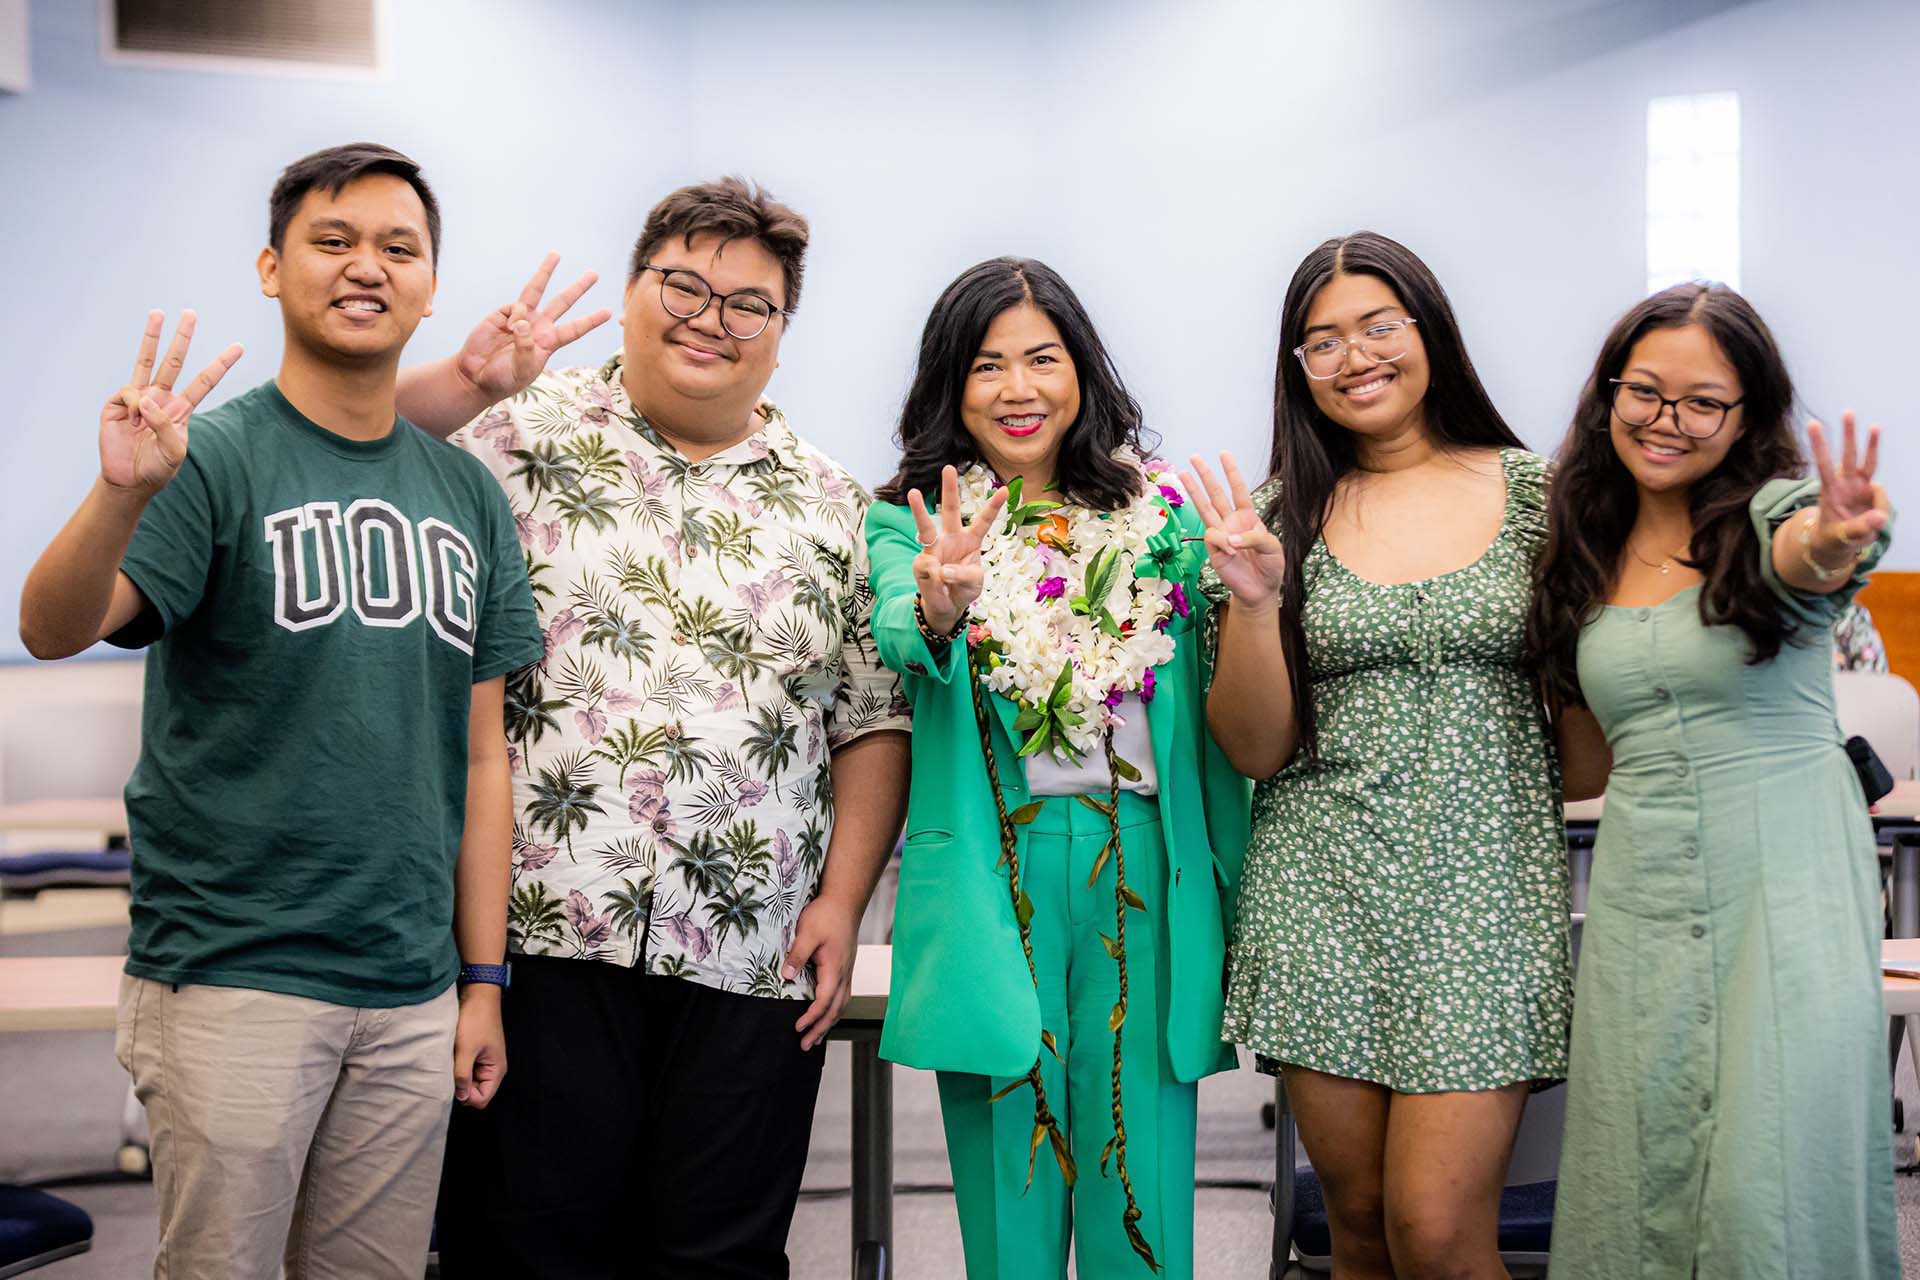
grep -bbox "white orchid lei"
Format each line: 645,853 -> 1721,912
952,446 -> 1191,1271
956,448 -> 1191,765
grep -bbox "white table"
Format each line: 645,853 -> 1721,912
0,954 -> 121,1031
0,798 -> 128,838
0,947 -> 899,1279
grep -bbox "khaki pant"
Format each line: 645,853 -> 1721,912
115,974 -> 458,1280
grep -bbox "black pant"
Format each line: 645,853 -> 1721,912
436,955 -> 827,1279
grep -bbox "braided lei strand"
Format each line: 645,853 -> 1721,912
957,452 -> 1188,1272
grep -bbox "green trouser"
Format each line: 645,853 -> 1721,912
936,791 -> 1199,1280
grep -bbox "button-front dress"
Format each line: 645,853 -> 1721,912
1549,477 -> 1900,1278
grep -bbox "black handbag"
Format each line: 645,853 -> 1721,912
1846,735 -> 1896,805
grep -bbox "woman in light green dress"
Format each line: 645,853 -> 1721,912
1185,232 -> 1573,1278
1530,282 -> 1899,1278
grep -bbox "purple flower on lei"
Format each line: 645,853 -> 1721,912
1104,686 -> 1125,708
1169,582 -> 1191,618
1141,668 -> 1158,703
1036,576 -> 1067,601
1157,483 -> 1184,508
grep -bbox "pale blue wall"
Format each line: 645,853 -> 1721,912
4,0 -> 1917,660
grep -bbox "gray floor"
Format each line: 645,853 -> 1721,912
8,918 -> 1920,1278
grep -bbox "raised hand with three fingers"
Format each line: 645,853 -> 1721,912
906,465 -> 1010,636
1180,452 -> 1287,610
1804,411 -> 1891,569
102,310 -> 243,496
451,252 -> 612,403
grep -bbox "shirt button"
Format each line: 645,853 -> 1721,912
1675,762 -> 1689,778
1654,687 -> 1671,702
1696,1009 -> 1711,1024
1701,1092 -> 1713,1111
1636,608 -> 1651,622
671,631 -> 688,646
1691,924 -> 1706,938
686,545 -> 700,558
1683,843 -> 1699,860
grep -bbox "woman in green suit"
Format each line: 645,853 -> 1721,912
865,257 -> 1249,1279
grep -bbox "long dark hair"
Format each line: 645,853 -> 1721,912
877,257 -> 1152,511
1528,283 -> 1804,707
1266,232 -> 1524,757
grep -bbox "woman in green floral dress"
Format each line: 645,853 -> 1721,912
1183,232 -> 1574,1279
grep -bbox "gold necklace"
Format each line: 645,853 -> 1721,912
1627,539 -> 1689,576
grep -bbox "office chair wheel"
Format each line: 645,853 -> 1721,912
115,1142 -> 150,1178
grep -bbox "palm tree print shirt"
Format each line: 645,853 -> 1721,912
452,356 -> 910,998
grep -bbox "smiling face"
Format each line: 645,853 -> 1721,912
1298,272 -> 1431,443
620,230 -> 785,451
1607,323 -> 1745,497
258,173 -> 436,363
958,302 -> 1081,491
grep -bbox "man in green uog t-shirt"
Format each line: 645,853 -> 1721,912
18,143 -> 545,1280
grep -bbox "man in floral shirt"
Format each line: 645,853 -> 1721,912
396,178 -> 910,1277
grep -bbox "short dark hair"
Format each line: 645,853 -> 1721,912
268,143 -> 441,266
876,257 -> 1153,512
627,177 -> 809,314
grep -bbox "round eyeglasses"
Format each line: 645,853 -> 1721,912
642,264 -> 789,340
1608,379 -> 1743,439
1293,318 -> 1418,380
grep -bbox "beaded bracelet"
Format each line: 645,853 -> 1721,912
914,595 -> 967,647
1798,508 -> 1867,583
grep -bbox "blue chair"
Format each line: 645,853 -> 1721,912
0,1186 -> 93,1277
0,848 -> 131,895
1279,1164 -> 1554,1274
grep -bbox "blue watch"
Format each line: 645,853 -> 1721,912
458,962 -> 511,989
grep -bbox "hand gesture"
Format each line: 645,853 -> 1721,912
452,991 -> 507,1109
1808,411 -> 1890,554
907,465 -> 1009,635
1181,452 -> 1287,610
453,253 -> 612,403
101,311 -> 243,496
784,894 -> 860,1052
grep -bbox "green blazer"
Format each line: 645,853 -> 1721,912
865,495 -> 1251,1083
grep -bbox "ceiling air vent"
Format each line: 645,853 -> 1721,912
106,0 -> 382,77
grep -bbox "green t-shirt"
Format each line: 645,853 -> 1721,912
110,380 -> 546,1007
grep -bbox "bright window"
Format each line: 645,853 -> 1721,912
1646,91 -> 1740,294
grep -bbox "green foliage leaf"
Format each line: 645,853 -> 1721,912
1009,800 -> 1046,825
1085,839 -> 1114,887
1017,724 -> 1055,757
1112,754 -> 1143,782
1011,705 -> 1046,732
1125,1217 -> 1161,1272
1040,1029 -> 1063,1064
1109,1001 -> 1127,1033
1121,885 -> 1147,911
1077,795 -> 1116,818
1048,1124 -> 1079,1186
1014,891 -> 1035,929
1100,1135 -> 1118,1175
987,1077 -> 1028,1103
1025,1122 -> 1047,1191
1100,931 -> 1123,960
1083,547 -> 1120,612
